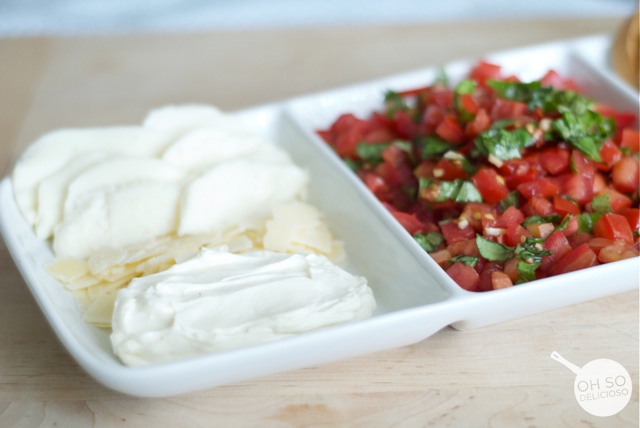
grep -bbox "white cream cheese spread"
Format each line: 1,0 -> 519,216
111,248 -> 376,366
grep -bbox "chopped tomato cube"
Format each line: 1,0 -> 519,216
490,98 -> 528,121
499,159 -> 530,177
479,262 -> 504,292
317,130 -> 334,144
561,173 -> 593,205
334,119 -> 370,158
464,108 -> 491,137
447,238 -> 481,257
365,173 -> 388,195
588,238 -> 614,256
434,158 -> 468,181
568,232 -> 594,249
597,140 -> 622,170
540,148 -> 570,175
498,206 -> 525,228
460,93 -> 479,115
363,128 -> 395,144
525,222 -> 555,239
562,216 -> 579,237
553,196 -> 580,216
593,104 -> 637,130
393,110 -> 418,140
472,169 -> 510,203
620,129 -> 640,153
517,178 -> 560,199
521,196 -> 554,217
570,150 -> 595,178
597,240 -> 639,263
504,169 -> 543,190
469,61 -> 501,84
441,221 -> 476,246
540,230 -> 573,272
491,271 -> 513,290
460,202 -> 495,231
435,116 -> 465,144
611,157 -> 639,194
550,243 -> 598,276
330,113 -> 359,134
506,222 -> 531,247
592,173 -> 607,194
414,160 -> 436,179
616,207 -> 640,231
447,262 -> 480,291
593,213 -> 634,245
391,212 -> 423,235
504,257 -> 520,282
540,70 -> 578,91
382,145 -> 417,188
430,249 -> 452,270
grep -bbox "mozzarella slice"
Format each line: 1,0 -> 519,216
179,159 -> 308,236
12,127 -> 173,225
143,104 -> 225,137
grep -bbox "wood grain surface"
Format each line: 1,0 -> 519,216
0,18 -> 638,428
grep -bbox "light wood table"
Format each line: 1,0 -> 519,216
0,18 -> 638,428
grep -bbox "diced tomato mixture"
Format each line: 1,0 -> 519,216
318,62 -> 639,291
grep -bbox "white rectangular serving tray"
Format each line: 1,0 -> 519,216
1,34 -> 638,397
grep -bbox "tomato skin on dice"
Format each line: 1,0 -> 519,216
318,62 -> 639,292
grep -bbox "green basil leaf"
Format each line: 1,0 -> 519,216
343,158 -> 360,172
447,255 -> 479,267
490,119 -> 515,130
438,180 -> 464,201
499,191 -> 520,213
435,67 -> 449,87
486,80 -> 542,103
476,234 -> 515,262
516,259 -> 541,283
591,193 -> 613,214
552,215 -> 573,235
455,181 -> 483,203
529,88 -> 593,115
576,213 -> 603,234
355,142 -> 388,163
521,215 -> 562,226
414,232 -> 445,252
422,135 -> 450,159
384,90 -> 408,118
455,79 -> 476,95
552,110 -> 616,162
515,237 -> 552,262
454,80 -> 477,122
474,129 -> 524,161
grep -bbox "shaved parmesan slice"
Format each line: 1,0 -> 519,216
65,273 -> 102,291
82,291 -> 119,326
45,258 -> 89,283
72,289 -> 92,313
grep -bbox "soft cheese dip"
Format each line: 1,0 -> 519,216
111,248 -> 376,366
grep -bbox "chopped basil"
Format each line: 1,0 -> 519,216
529,87 -> 593,115
576,213 -> 603,234
455,181 -> 483,203
486,80 -> 542,103
591,193 -> 613,214
514,237 -> 552,261
454,80 -> 477,122
552,110 -> 615,162
422,135 -> 450,159
414,232 -> 445,252
499,191 -> 520,212
521,215 -> 562,226
516,259 -> 541,284
384,90 -> 408,118
355,142 -> 387,164
552,215 -> 573,234
342,158 -> 360,172
476,235 -> 515,262
620,146 -> 633,157
435,67 -> 449,87
491,119 -> 515,130
447,255 -> 479,267
419,178 -> 482,203
474,128 -> 532,161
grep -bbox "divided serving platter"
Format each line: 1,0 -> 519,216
0,34 -> 638,397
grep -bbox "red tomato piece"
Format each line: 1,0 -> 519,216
490,98 -> 528,121
597,140 -> 622,170
334,119 -> 369,158
616,207 -> 640,231
499,159 -> 530,177
593,104 -> 637,131
447,238 -> 481,257
447,262 -> 480,291
464,108 -> 491,137
460,202 -> 495,231
382,145 -> 417,188
316,130 -> 334,144
435,116 -> 466,144
540,148 -> 570,175
491,271 -> 513,290
595,188 -> 633,212
469,61 -> 501,84
507,223 -> 531,247
588,238 -> 614,256
561,173 -> 593,205
552,196 -> 580,216
611,157 -> 639,194
393,110 -> 418,140
363,128 -> 395,144
504,169 -> 543,190
521,196 -> 554,217
364,173 -> 388,195
375,161 -> 401,188
570,150 -> 595,178
441,221 -> 476,246
517,178 -> 560,199
420,105 -> 447,135
414,160 -> 436,179
479,262 -> 504,292
525,222 -> 555,239
460,94 -> 479,115
540,70 -> 575,90
540,230 -> 573,272
430,249 -> 453,270
597,240 -> 639,263
425,88 -> 454,108
330,113 -> 359,134
593,213 -> 634,245
504,257 -> 520,282
568,232 -> 594,249
434,158 -> 468,181
562,216 -> 579,237
472,169 -> 510,204
550,243 -> 598,276
620,129 -> 640,153
498,206 -> 525,228
392,212 -> 423,235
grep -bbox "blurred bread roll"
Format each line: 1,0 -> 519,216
612,12 -> 639,89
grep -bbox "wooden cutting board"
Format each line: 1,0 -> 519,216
0,18 -> 637,428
